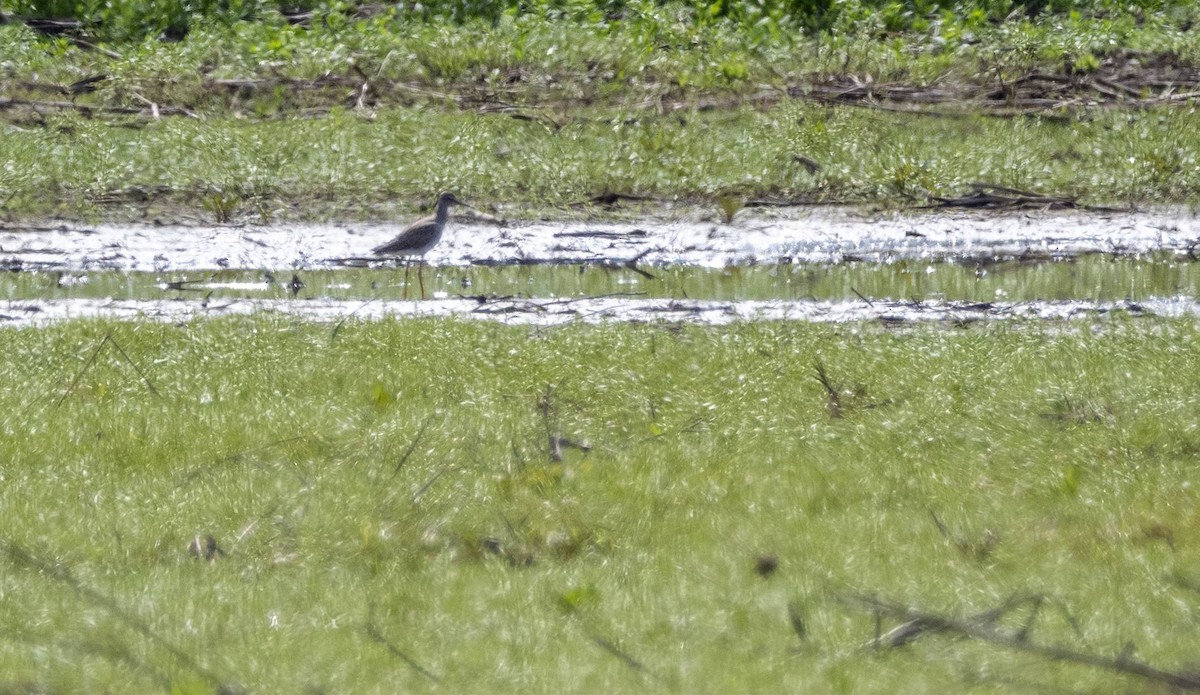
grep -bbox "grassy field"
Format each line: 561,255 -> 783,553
4,102 -> 1200,222
4,2 -> 1200,693
2,1 -> 1200,220
2,316 -> 1200,692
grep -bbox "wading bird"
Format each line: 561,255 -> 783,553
373,191 -> 471,299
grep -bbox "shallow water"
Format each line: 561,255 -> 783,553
1,207 -> 1197,325
2,207 -> 1196,272
1,294 -> 1192,328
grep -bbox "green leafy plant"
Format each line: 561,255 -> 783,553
716,192 -> 744,223
202,187 -> 240,223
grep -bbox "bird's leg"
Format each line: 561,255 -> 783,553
417,262 -> 427,300
402,259 -> 411,300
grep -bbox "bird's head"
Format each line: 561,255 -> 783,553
438,191 -> 472,208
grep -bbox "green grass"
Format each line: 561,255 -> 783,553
3,4 -> 1198,692
5,0 -> 1200,52
3,4 -> 1198,97
2,2 -> 1200,219
3,315 -> 1200,692
5,102 -> 1200,221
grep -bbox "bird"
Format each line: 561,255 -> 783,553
373,191 -> 471,299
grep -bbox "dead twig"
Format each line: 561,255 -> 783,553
330,295 -> 379,343
363,619 -> 441,683
850,287 -> 874,307
813,361 -> 842,419
62,74 -> 108,97
621,248 -> 658,280
54,332 -> 159,408
411,461 -> 455,503
0,97 -> 193,118
70,38 -> 122,60
792,153 -> 823,174
925,183 -> 1078,211
53,333 -> 108,409
553,229 -> 649,239
103,333 -> 161,398
787,600 -> 807,642
538,382 -> 557,445
845,593 -> 1200,690
586,630 -> 651,675
131,92 -> 160,119
391,417 -> 432,477
929,510 -> 1000,560
588,192 -> 658,207
790,65 -> 1200,118
3,540 -> 241,692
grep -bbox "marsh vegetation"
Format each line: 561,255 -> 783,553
2,1 -> 1200,692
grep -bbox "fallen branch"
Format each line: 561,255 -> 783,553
608,248 -> 658,280
0,96 -> 195,119
588,192 -> 659,207
845,593 -> 1200,690
553,229 -> 650,239
790,65 -> 1200,118
926,183 -> 1078,210
71,38 -> 122,60
466,292 -> 647,316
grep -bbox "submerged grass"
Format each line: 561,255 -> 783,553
2,316 -> 1200,692
6,253 -> 1200,304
